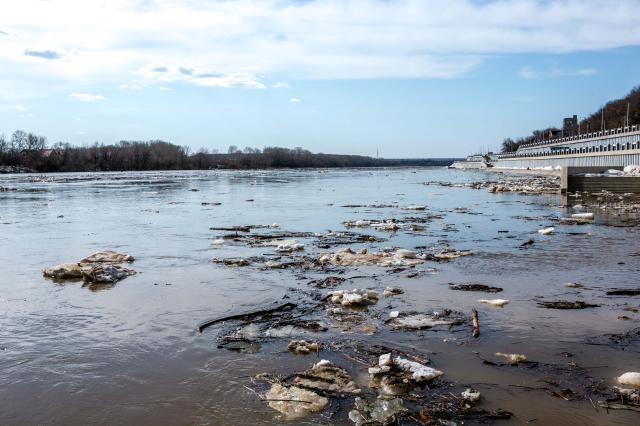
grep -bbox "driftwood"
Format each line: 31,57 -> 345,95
198,302 -> 297,333
472,309 -> 479,338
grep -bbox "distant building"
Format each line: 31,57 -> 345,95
563,115 -> 578,136
20,148 -> 61,160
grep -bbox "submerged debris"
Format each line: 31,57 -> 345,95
607,288 -> 640,296
309,276 -> 346,288
294,359 -> 361,395
537,300 -> 600,309
449,283 -> 503,293
265,383 -> 328,419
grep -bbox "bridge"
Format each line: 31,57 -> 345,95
496,125 -> 640,168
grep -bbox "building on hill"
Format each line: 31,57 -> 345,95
563,115 -> 578,136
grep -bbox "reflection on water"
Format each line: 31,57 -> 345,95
0,168 -> 639,425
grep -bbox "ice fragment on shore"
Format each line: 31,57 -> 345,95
478,299 -> 510,307
495,352 -> 527,364
538,227 -> 555,235
618,372 -> 640,388
265,383 -> 328,419
389,311 -> 399,318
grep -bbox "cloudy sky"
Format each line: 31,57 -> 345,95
1,0 -> 639,157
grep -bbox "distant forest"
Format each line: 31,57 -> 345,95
501,85 -> 640,152
0,133 -> 453,172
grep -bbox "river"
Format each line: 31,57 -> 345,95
0,168 -> 638,425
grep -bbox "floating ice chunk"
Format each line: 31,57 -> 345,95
478,299 -> 510,307
42,263 -> 83,280
383,286 -> 404,297
348,397 -> 406,426
393,357 -> 443,382
379,353 -> 393,367
276,242 -> 304,253
79,250 -> 134,265
618,372 -> 640,388
354,220 -> 371,227
394,249 -> 416,259
288,340 -> 319,354
495,352 -> 527,363
461,388 -> 481,402
265,383 -> 328,419
368,365 -> 391,375
211,239 -> 224,245
329,289 -> 379,306
538,227 -> 554,235
571,212 -> 594,220
81,264 -> 136,284
389,311 -> 399,318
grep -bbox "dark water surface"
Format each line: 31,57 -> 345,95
1,168 -> 639,425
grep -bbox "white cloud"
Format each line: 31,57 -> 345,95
159,87 -> 173,92
119,84 -> 142,90
272,82 -> 290,89
140,63 -> 265,89
289,97 -> 301,103
0,104 -> 27,113
69,93 -> 106,102
0,0 -> 637,94
519,65 -> 598,79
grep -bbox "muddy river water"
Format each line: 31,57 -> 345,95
0,168 -> 639,425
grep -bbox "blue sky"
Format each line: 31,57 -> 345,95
1,0 -> 640,158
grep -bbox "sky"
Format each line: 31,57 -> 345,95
1,0 -> 640,158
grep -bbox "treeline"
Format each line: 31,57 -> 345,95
0,133 -> 453,172
501,85 -> 640,152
